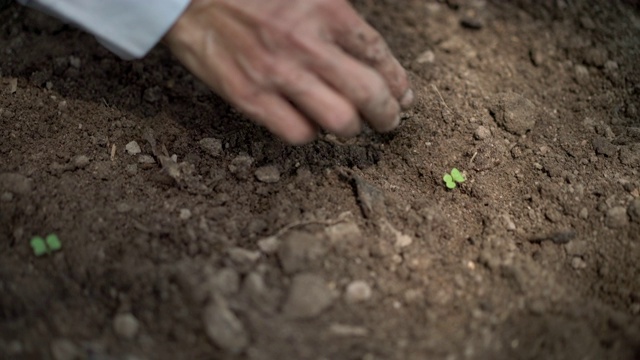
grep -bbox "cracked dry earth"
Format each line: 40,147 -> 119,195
1,0 -> 640,359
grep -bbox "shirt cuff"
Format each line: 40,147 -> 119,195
17,0 -> 191,59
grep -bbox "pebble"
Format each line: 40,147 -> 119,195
68,56 -> 81,69
325,221 -> 362,243
179,208 -> 192,220
203,295 -> 249,354
113,313 -> 140,340
143,86 -> 162,103
583,47 -> 608,67
138,155 -> 156,165
125,141 -> 141,155
277,231 -> 326,274
199,138 -> 223,157
489,92 -> 537,135
628,199 -> 640,224
606,206 -> 629,228
227,247 -> 261,272
228,155 -> 254,180
126,164 -> 138,176
415,50 -> 435,64
72,155 -> 90,169
604,60 -> 619,72
474,125 -> 492,140
571,257 -> 587,270
329,324 -> 369,337
257,236 -> 280,254
579,207 -> 589,220
50,339 -> 79,360
282,273 -> 335,319
0,173 -> 33,195
116,202 -> 132,213
345,281 -> 372,303
592,136 -> 618,157
211,268 -> 240,296
1,192 -> 13,202
574,65 -> 590,85
254,165 -> 281,183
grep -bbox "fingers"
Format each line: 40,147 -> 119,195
327,5 -> 413,109
307,43 -> 401,132
272,64 -> 361,137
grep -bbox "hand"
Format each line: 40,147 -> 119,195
164,0 -> 413,144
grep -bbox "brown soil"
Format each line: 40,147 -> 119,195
1,1 -> 640,359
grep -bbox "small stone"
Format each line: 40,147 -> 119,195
325,221 -> 362,243
138,155 -> 156,164
199,138 -> 223,157
179,208 -> 192,220
604,60 -> 619,72
606,206 -> 629,229
68,56 -> 81,69
1,192 -> 14,202
254,165 -> 281,183
579,16 -> 596,30
345,281 -> 372,303
210,268 -> 240,296
530,48 -> 544,67
545,208 -> 563,223
565,240 -> 588,256
116,202 -> 132,213
415,50 -> 435,64
628,199 -> 640,224
203,295 -> 249,354
50,339 -> 80,360
583,47 -> 608,67
571,257 -> 587,269
277,231 -> 326,274
113,313 -> 140,340
489,92 -> 537,135
282,273 -> 335,319
257,236 -> 280,254
227,247 -> 261,272
125,141 -> 141,155
72,155 -> 90,169
143,86 -> 162,103
329,324 -> 369,337
474,125 -> 492,140
126,164 -> 138,175
242,272 -> 279,314
574,65 -> 590,85
228,155 -> 254,180
579,207 -> 589,220
592,136 -> 618,157
0,173 -> 33,195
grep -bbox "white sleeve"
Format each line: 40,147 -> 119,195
17,0 -> 191,60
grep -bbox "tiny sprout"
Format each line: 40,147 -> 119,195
30,236 -> 47,257
443,168 -> 465,189
29,233 -> 62,256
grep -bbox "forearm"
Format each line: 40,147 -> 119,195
17,0 -> 190,59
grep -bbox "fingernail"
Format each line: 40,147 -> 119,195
400,89 -> 414,109
385,113 -> 401,132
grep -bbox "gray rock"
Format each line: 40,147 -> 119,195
415,50 -> 435,64
0,173 -> 33,195
113,313 -> 140,340
210,268 -> 240,296
277,231 -> 326,274
199,138 -> 223,157
574,65 -> 590,85
72,155 -> 90,169
282,274 -> 335,319
489,93 -> 537,135
257,236 -> 280,254
203,295 -> 249,354
474,125 -> 492,140
628,199 -> 640,224
606,206 -> 629,229
579,207 -> 589,220
592,136 -> 618,157
229,155 -> 254,179
254,166 -> 281,183
583,47 -> 608,67
125,141 -> 141,155
227,247 -> 261,272
345,281 -> 372,303
143,86 -> 162,103
138,155 -> 156,164
242,272 -> 279,314
126,164 -> 138,175
50,339 -> 80,360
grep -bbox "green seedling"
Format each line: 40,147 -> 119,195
30,236 -> 47,257
29,233 -> 62,256
443,168 -> 465,189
